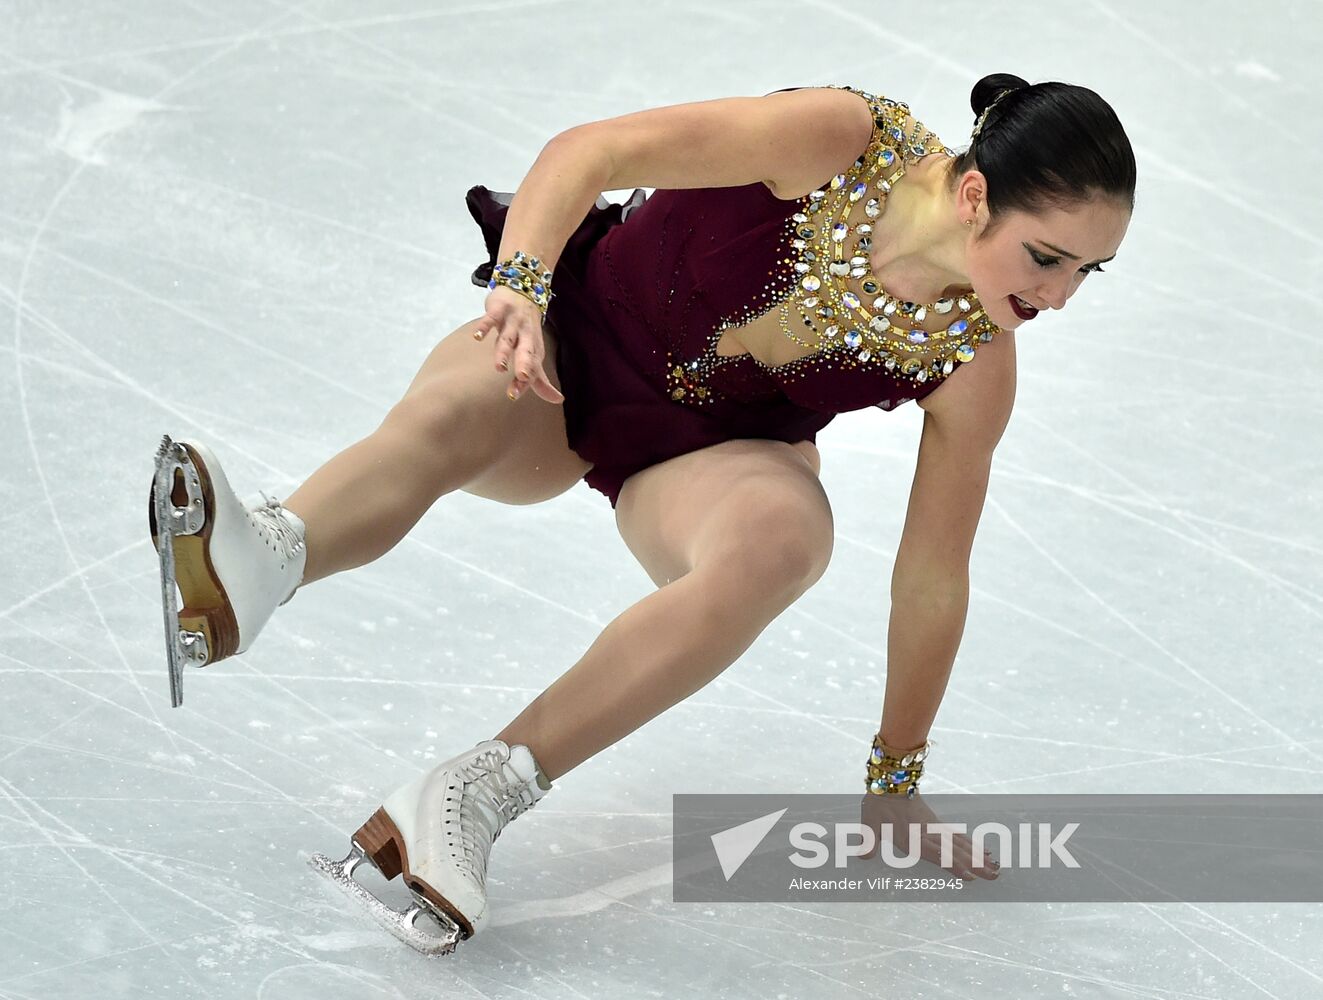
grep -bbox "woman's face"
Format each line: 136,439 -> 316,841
964,196 -> 1131,331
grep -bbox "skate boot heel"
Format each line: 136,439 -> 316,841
310,803 -> 465,957
177,604 -> 239,662
171,532 -> 241,664
353,807 -> 406,880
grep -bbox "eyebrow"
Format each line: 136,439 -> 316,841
1036,241 -> 1117,265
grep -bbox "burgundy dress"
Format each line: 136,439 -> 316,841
466,86 -> 1003,506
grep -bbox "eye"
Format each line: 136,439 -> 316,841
1030,249 -> 1105,275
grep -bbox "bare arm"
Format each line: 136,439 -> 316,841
492,138 -> 613,279
493,87 -> 875,277
481,87 -> 875,401
878,333 -> 1018,750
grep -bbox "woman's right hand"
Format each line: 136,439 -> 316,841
859,791 -> 1000,880
473,285 -> 564,404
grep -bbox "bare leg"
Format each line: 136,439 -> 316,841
308,440 -> 828,946
494,439 -> 830,780
282,318 -> 589,584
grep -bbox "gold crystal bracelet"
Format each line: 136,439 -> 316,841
487,250 -> 554,317
864,733 -> 934,798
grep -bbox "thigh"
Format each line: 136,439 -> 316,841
395,317 -> 591,504
614,438 -> 832,589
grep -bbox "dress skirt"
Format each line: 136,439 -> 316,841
465,185 -> 832,506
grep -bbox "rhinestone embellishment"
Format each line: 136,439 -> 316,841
680,86 -> 1003,409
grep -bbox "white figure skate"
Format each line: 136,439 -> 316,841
149,435 -> 306,706
309,739 -> 552,955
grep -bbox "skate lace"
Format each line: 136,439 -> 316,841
453,749 -> 538,888
253,492 -> 305,560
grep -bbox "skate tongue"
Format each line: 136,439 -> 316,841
505,744 -> 552,798
468,740 -> 551,802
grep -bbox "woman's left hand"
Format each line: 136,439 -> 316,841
858,791 -> 1000,880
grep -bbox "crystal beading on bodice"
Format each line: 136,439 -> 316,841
665,86 -> 1003,408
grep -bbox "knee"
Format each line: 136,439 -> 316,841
383,382 -> 486,447
704,497 -> 834,604
762,517 -> 834,596
375,384 -> 508,486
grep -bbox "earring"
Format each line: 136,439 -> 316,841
964,219 -> 974,227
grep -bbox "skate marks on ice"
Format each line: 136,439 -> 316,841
0,3 -> 693,995
0,772 -> 405,1000
2,0 -> 329,763
489,861 -> 675,927
3,0 -> 1323,995
52,88 -> 174,166
306,842 -> 674,951
253,963 -> 414,1000
987,405 -> 1323,769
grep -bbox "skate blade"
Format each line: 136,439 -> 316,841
151,435 -> 210,707
308,844 -> 463,957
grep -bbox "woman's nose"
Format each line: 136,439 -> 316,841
1038,275 -> 1077,311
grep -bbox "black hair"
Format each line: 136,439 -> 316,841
949,73 -> 1136,230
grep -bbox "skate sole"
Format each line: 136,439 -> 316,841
149,436 -> 241,705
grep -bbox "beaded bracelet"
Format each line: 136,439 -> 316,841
487,250 -> 554,317
864,733 -> 935,798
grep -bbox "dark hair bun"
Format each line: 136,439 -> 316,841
970,73 -> 1030,116
950,75 -> 1136,229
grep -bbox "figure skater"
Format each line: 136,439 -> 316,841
148,72 -> 1135,954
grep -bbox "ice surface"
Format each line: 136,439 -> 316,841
1,1 -> 1321,997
